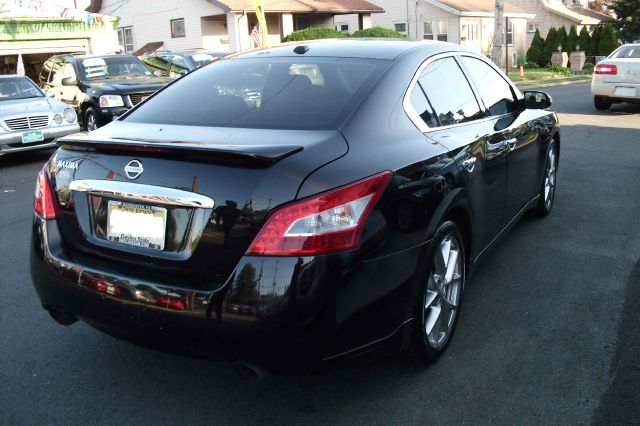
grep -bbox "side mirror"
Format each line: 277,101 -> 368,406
523,90 -> 552,109
45,90 -> 56,98
61,77 -> 77,86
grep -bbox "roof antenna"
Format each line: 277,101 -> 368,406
293,45 -> 310,54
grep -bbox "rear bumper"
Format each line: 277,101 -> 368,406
591,80 -> 640,101
30,215 -> 417,371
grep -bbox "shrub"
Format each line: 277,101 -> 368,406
557,25 -> 568,51
543,27 -> 560,66
523,62 -> 538,69
517,50 -> 526,67
588,25 -> 602,56
582,63 -> 595,74
351,27 -> 406,38
547,64 -> 572,76
283,27 -> 347,42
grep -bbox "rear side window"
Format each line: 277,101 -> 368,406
409,84 -> 438,128
460,56 -> 517,116
126,57 -> 389,130
418,57 -> 483,127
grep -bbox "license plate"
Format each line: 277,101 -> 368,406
21,130 -> 44,144
614,86 -> 636,97
107,201 -> 167,250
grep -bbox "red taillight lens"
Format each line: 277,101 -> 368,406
246,171 -> 392,256
594,64 -> 618,75
34,166 -> 58,219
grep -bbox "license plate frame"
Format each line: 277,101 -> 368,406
614,86 -> 636,97
21,130 -> 44,144
107,201 -> 167,250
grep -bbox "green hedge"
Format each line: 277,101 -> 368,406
351,27 -> 406,38
283,26 -> 405,42
283,28 -> 347,42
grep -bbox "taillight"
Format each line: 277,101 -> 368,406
34,166 -> 58,219
594,64 -> 618,75
246,171 -> 392,256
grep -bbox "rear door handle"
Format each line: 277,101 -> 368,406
505,138 -> 517,151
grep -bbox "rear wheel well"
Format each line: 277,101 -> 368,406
444,207 -> 472,265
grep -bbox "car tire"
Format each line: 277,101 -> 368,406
85,108 -> 98,131
534,141 -> 558,217
594,96 -> 611,111
409,221 -> 465,364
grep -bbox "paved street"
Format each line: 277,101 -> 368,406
1,82 -> 639,424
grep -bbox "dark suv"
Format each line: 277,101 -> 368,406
39,54 -> 172,130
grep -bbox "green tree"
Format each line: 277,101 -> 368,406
543,27 -> 560,65
598,24 -> 620,55
610,0 -> 640,43
566,24 -> 579,52
526,28 -> 546,66
557,25 -> 568,51
589,25 -> 602,56
578,26 -> 591,53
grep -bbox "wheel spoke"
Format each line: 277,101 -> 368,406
444,249 -> 459,284
424,289 -> 438,309
425,303 -> 441,336
434,240 -> 449,276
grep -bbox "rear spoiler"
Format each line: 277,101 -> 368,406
56,134 -> 303,166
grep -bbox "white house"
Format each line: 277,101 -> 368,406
99,0 -> 384,54
339,0 -> 534,67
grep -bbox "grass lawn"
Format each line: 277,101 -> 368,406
507,68 -> 592,86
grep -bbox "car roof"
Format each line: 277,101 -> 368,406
231,39 -> 464,61
0,74 -> 25,79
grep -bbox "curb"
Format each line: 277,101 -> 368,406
515,78 -> 591,89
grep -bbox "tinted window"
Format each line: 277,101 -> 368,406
140,55 -> 171,76
78,56 -> 151,80
126,58 -> 388,130
418,57 -> 483,127
409,84 -> 438,128
460,56 -> 517,116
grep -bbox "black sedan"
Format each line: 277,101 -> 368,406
30,40 -> 559,374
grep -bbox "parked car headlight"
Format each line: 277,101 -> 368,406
53,114 -> 63,124
99,95 -> 124,107
63,108 -> 76,123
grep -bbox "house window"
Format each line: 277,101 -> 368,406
528,22 -> 538,33
503,19 -> 513,45
336,23 -> 349,33
118,26 -> 134,53
423,21 -> 433,40
295,15 -> 310,31
511,52 -> 518,68
423,20 -> 447,42
394,22 -> 407,35
171,18 -> 185,38
436,21 -> 448,42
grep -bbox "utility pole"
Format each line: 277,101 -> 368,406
491,0 -> 504,66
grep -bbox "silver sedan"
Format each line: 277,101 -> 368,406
0,74 -> 80,155
591,44 -> 640,110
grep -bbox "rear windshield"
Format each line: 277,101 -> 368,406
125,57 -> 389,130
610,45 -> 640,59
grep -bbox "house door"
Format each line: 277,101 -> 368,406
460,20 -> 481,52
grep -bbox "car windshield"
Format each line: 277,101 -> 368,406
126,57 -> 389,130
610,45 -> 640,59
0,77 -> 43,101
78,56 -> 152,80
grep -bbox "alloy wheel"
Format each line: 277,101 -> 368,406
424,234 -> 463,349
544,147 -> 556,208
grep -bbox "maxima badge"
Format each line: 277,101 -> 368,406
124,159 -> 144,180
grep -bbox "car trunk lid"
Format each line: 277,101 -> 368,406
50,121 -> 347,289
